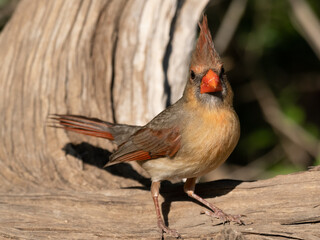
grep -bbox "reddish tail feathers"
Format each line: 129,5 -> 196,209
51,114 -> 114,140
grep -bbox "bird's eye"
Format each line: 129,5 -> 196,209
220,67 -> 225,77
190,70 -> 195,80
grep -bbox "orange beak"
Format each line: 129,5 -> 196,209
200,69 -> 222,94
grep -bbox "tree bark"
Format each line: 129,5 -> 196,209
0,0 -> 319,239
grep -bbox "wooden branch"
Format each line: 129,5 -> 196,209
288,0 -> 320,60
250,79 -> 320,159
214,0 -> 247,55
1,169 -> 319,239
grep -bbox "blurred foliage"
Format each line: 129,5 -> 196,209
207,0 -> 320,179
0,0 -> 10,7
0,0 -> 318,180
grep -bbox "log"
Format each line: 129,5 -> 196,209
1,169 -> 319,239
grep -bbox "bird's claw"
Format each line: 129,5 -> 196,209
201,209 -> 245,225
157,220 -> 181,239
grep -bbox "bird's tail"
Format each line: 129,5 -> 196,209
50,114 -> 115,140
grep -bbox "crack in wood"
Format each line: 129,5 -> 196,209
242,231 -> 304,240
281,218 -> 320,225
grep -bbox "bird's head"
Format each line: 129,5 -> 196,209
184,15 -> 233,108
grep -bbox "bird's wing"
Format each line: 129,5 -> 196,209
106,126 -> 181,166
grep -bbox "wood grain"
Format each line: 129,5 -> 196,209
1,170 -> 319,239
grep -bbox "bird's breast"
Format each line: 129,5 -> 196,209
140,106 -> 240,182
178,106 -> 240,176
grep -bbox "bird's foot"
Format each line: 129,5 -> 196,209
157,220 -> 181,239
201,209 -> 245,225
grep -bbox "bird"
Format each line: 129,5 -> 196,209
51,15 -> 242,238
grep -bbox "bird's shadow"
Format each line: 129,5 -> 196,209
63,142 -> 150,187
63,142 -> 244,228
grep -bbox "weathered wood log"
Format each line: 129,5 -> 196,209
0,0 -> 319,239
1,169 -> 319,239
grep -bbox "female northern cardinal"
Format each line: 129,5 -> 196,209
52,15 -> 241,238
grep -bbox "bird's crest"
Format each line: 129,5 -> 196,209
190,15 -> 222,73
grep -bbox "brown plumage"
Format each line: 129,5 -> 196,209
51,15 -> 242,238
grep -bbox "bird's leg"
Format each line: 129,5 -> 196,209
184,178 -> 243,224
151,181 -> 181,238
